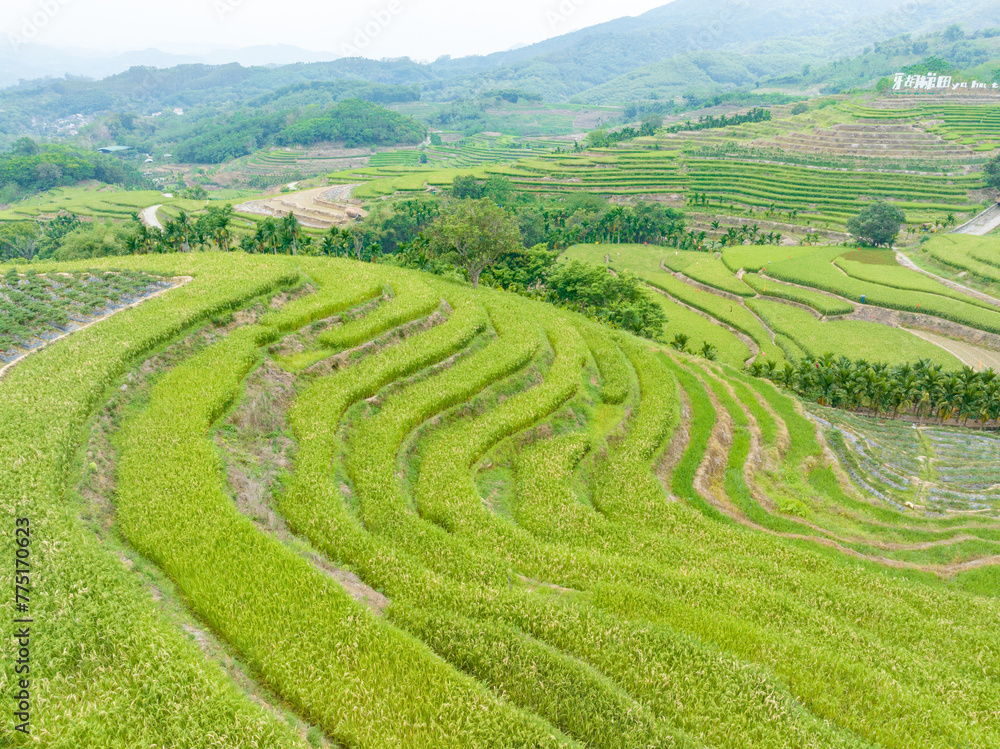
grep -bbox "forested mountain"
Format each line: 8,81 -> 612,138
0,44 -> 338,89
777,27 -> 1000,94
4,0 -> 1000,150
577,2 -> 1000,101
0,140 -> 149,202
172,99 -> 426,163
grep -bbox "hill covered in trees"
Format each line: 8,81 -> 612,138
171,99 -> 426,163
5,0 -> 1000,150
0,140 -> 149,202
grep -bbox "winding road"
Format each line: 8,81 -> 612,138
139,204 -> 163,231
904,329 -> 1000,372
895,252 -> 1000,309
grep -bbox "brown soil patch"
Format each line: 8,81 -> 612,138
656,385 -> 690,491
215,356 -> 391,616
690,368 -> 736,512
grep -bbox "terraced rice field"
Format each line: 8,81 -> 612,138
748,297 -> 960,367
0,186 -> 213,222
844,98 -> 1000,151
437,150 -> 981,229
751,121 -> 980,164
925,233 -> 1000,288
236,147 -> 375,178
329,137 -> 565,198
566,241 -> 1000,368
425,136 -> 564,167
739,246 -> 1000,334
367,151 -> 423,167
3,253 -> 999,748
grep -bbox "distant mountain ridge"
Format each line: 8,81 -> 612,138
2,0 -> 1000,124
0,44 -> 335,88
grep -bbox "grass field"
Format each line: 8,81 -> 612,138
2,252 -> 999,748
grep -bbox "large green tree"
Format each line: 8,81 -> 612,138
428,199 -> 522,288
846,201 -> 906,247
985,154 -> 1000,192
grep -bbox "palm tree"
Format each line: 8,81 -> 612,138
936,376 -> 963,424
890,375 -> 918,418
256,218 -> 280,253
281,213 -> 302,255
213,224 -> 232,252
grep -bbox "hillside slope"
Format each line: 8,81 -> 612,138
2,253 -> 998,747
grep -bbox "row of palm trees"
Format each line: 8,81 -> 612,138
662,107 -> 772,135
127,208 -> 379,259
751,354 -> 1000,428
710,222 -> 783,247
127,207 -> 236,254
539,203 -> 707,250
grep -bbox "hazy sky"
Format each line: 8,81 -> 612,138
3,0 -> 672,61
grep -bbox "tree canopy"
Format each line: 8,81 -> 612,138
276,99 -> 426,149
0,143 -> 149,202
428,199 -> 522,288
846,201 -> 905,247
544,260 -> 667,340
173,100 -> 425,163
985,154 -> 1000,192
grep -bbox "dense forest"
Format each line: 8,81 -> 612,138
0,140 -> 149,202
773,26 -> 1000,94
276,99 -> 426,149
167,99 -> 426,163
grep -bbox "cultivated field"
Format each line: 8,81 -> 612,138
234,185 -> 366,229
565,240 -> 1000,372
2,253 -> 999,748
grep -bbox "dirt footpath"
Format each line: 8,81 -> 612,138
905,328 -> 1000,372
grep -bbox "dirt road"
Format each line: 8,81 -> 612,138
896,252 -> 1000,309
905,328 -> 1000,372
